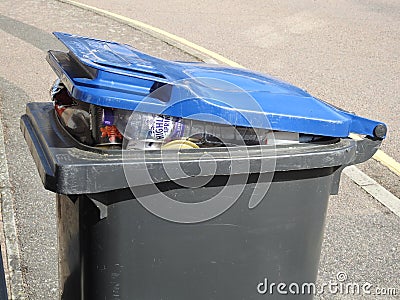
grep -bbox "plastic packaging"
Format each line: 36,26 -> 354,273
90,105 -> 123,146
51,80 -> 93,145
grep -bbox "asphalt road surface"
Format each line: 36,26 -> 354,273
0,0 -> 399,299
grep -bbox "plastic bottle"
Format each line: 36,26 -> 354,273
113,109 -> 295,150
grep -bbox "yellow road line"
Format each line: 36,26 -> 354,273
60,0 -> 400,177
373,150 -> 400,177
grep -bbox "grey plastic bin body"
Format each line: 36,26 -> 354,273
21,103 -> 381,299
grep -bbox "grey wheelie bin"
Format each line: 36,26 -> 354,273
21,33 -> 386,299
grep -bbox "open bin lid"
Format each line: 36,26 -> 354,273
47,32 -> 386,139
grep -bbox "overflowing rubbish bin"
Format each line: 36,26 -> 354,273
21,32 -> 386,299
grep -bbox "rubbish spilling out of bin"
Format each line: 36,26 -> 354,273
47,32 -> 386,150
52,79 -> 305,149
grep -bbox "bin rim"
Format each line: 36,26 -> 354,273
21,103 -> 381,195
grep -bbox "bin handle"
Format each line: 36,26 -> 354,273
318,98 -> 387,139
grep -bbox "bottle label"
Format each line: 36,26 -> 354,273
150,116 -> 185,140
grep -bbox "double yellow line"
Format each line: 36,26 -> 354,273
60,0 -> 400,177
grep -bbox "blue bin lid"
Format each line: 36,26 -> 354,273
47,32 -> 386,139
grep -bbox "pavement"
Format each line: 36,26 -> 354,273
0,0 -> 399,299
